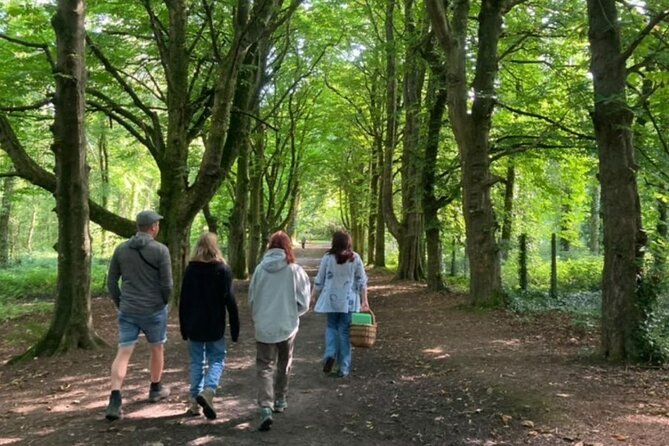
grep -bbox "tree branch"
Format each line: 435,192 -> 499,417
0,114 -> 135,237
621,10 -> 669,62
0,33 -> 56,71
0,97 -> 53,112
497,101 -> 595,140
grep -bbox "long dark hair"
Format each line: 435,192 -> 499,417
328,230 -> 354,264
267,231 -> 296,264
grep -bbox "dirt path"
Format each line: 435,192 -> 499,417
0,244 -> 668,445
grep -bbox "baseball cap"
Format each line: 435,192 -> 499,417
136,210 -> 163,226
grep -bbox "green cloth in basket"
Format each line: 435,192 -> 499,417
351,312 -> 373,326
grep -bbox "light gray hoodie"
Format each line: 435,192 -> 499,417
248,248 -> 311,343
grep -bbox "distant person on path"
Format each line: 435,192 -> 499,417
179,232 -> 239,420
311,230 -> 369,378
105,210 -> 173,421
248,231 -> 311,431
301,236 -> 306,249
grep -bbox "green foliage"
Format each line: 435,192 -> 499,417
0,255 -> 108,301
503,252 -> 602,293
642,295 -> 669,362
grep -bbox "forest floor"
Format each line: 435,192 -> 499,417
0,245 -> 668,446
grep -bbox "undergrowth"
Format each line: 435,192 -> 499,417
0,255 -> 108,321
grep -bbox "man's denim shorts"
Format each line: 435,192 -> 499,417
117,307 -> 168,347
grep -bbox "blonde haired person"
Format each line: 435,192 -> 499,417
179,233 -> 239,419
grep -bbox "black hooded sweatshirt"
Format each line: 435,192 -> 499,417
179,261 -> 240,342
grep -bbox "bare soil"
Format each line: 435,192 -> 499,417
1,245 -> 668,446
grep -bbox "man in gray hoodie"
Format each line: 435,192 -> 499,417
104,210 -> 173,421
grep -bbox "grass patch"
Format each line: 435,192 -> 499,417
8,319 -> 50,346
0,254 -> 107,322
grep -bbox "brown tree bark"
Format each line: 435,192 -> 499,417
13,0 -> 104,361
382,0 -> 426,281
247,124 -> 266,274
0,176 -> 15,267
586,0 -> 667,361
427,0 -> 505,305
499,163 -> 515,260
423,68 -> 449,290
227,43 -> 269,279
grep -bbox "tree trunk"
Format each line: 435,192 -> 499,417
395,0 -> 425,281
654,192 -> 667,269
427,0 -> 504,305
247,125 -> 265,275
518,233 -> 527,292
228,148 -> 249,278
0,176 -> 15,267
381,0 -> 400,243
587,0 -> 648,361
500,163 -> 515,260
588,183 -> 600,254
550,233 -> 558,299
14,0 -> 103,361
423,70 -> 448,290
202,204 -> 218,234
27,205 -> 36,253
97,129 -> 109,256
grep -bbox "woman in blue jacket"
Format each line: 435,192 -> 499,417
179,232 -> 239,420
311,230 -> 369,378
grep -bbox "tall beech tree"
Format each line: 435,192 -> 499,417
426,0 -> 515,304
18,0 -> 103,358
381,0 -> 427,280
586,0 -> 669,360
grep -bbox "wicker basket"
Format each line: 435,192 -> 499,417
350,310 -> 377,348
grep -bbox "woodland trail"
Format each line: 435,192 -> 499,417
0,244 -> 667,445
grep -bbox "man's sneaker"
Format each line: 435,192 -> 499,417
148,385 -> 170,402
258,407 -> 273,431
196,387 -> 216,420
273,399 -> 287,413
185,397 -> 201,417
105,393 -> 122,421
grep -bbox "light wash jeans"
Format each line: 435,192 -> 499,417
324,312 -> 352,376
188,338 -> 227,398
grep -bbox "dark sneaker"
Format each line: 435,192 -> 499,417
259,407 -> 273,431
273,399 -> 287,413
323,357 -> 335,373
185,397 -> 201,417
105,394 -> 122,421
148,385 -> 170,402
196,388 -> 216,420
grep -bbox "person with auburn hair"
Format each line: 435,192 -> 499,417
311,230 -> 369,378
179,232 -> 239,420
248,231 -> 311,431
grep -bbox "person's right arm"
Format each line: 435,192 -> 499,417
158,244 -> 173,305
107,249 -> 121,308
